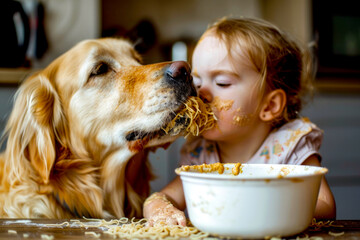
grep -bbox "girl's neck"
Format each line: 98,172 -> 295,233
217,123 -> 271,164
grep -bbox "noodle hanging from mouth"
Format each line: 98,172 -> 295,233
162,96 -> 217,137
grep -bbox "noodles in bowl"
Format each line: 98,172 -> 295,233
175,163 -> 328,239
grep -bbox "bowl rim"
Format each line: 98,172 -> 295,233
175,163 -> 328,181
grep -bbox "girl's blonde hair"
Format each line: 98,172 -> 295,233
201,17 -> 314,128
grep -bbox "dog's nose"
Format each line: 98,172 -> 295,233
165,61 -> 191,82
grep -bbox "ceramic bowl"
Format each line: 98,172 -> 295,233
175,163 -> 327,239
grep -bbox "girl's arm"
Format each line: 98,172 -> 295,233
143,176 -> 187,226
302,155 -> 336,219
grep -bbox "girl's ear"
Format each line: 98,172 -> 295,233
259,89 -> 286,122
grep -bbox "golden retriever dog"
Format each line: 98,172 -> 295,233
0,38 -> 195,218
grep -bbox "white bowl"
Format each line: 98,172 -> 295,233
176,163 -> 327,239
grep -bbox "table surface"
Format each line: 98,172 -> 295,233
0,219 -> 359,240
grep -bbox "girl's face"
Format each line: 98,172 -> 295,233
192,34 -> 263,142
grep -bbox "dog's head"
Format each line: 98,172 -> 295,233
60,38 -> 195,154
2,38 -> 195,217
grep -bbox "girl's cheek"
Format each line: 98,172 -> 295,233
232,108 -> 254,126
211,96 -> 234,112
210,96 -> 254,127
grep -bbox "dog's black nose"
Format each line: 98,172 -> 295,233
165,61 -> 191,82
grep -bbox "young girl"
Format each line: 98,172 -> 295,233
143,17 -> 336,226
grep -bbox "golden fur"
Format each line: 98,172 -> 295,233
0,38 -> 195,218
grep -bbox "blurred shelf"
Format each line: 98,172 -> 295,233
315,77 -> 360,94
0,68 -> 39,85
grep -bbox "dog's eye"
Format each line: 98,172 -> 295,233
90,63 -> 109,77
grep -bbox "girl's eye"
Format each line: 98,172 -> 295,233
216,83 -> 231,87
215,76 -> 232,87
216,80 -> 232,87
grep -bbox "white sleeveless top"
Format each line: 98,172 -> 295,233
179,118 -> 323,166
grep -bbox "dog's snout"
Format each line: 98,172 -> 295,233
165,61 -> 191,82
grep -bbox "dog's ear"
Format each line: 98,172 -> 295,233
5,71 -> 67,184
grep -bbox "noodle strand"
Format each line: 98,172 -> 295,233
163,97 -> 217,137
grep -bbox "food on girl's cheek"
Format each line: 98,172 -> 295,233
211,96 -> 233,111
232,108 -> 253,126
163,96 -> 217,137
210,97 -> 253,126
233,114 -> 253,126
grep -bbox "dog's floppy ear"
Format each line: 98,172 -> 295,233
5,70 -> 67,184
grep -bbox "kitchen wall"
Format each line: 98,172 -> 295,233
101,0 -> 311,64
102,0 -> 263,65
0,0 -> 359,220
18,0 -> 101,69
1,0 -> 101,145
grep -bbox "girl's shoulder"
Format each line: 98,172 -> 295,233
250,117 -> 323,164
274,117 -> 323,142
278,117 -> 321,132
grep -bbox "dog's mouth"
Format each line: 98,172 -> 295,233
125,96 -> 217,151
125,111 -> 189,142
124,108 -> 190,153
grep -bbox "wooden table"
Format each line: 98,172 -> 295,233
0,219 -> 359,239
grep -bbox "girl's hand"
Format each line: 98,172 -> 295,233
143,192 -> 186,226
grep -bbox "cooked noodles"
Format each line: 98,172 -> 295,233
104,218 -> 208,239
45,217 -> 209,240
163,97 -> 217,137
309,218 -> 343,231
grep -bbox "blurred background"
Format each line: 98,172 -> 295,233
0,0 -> 359,220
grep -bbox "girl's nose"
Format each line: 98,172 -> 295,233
198,86 -> 213,103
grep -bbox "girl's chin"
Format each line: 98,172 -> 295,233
200,128 -> 223,141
